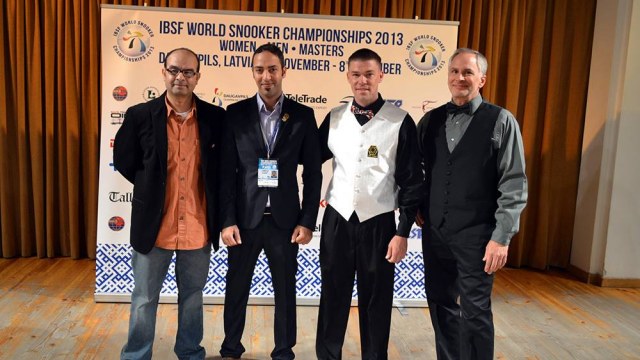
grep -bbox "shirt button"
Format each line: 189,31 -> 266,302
180,196 -> 185,200
180,177 -> 185,181
181,158 -> 186,161
450,138 -> 455,142
179,216 -> 184,221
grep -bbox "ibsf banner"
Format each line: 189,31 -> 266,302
97,5 -> 458,306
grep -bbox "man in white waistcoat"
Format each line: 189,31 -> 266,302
315,48 -> 423,360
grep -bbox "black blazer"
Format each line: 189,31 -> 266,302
219,95 -> 322,231
113,92 -> 225,254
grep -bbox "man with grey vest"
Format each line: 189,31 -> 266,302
316,48 -> 422,360
416,48 -> 527,360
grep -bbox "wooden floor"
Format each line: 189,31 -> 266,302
0,258 -> 639,360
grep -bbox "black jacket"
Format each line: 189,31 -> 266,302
219,95 -> 322,231
113,92 -> 225,254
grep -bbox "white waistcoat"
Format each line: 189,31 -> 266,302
325,100 -> 406,222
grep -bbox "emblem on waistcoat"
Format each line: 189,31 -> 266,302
367,145 -> 379,158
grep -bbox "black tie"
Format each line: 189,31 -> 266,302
446,102 -> 471,115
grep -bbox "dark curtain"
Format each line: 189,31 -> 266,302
0,0 -> 596,269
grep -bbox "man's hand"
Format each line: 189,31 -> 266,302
291,225 -> 313,245
385,235 -> 408,263
415,210 -> 425,227
221,225 -> 242,247
483,240 -> 508,274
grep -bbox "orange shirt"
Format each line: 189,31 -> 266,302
154,98 -> 208,250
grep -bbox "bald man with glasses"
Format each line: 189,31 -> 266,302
114,47 -> 225,360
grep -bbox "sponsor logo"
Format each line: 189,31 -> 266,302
110,110 -> 125,125
285,93 -> 328,104
319,199 -> 328,208
113,86 -> 128,101
367,145 -> 379,158
210,88 -> 249,107
108,216 -> 125,231
142,86 -> 159,101
408,227 -> 422,239
405,35 -> 446,76
112,20 -> 155,62
385,99 -> 403,108
339,96 -> 354,104
422,99 -> 437,113
108,192 -> 132,202
212,88 -> 224,106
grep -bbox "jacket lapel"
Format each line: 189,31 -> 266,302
152,94 -> 168,178
270,97 -> 292,156
194,95 -> 211,173
248,96 -> 268,155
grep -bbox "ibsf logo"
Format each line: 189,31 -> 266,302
108,216 -> 125,231
405,35 -> 447,76
112,20 -> 155,62
113,86 -> 128,101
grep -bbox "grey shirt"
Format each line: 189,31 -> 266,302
443,95 -> 527,245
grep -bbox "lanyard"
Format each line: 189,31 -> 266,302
265,118 -> 281,158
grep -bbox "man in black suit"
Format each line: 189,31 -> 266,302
218,43 -> 322,360
114,48 -> 225,360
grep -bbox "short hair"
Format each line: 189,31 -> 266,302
164,47 -> 200,72
449,48 -> 488,75
347,48 -> 382,69
253,43 -> 285,68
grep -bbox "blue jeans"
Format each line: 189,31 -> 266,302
121,244 -> 211,360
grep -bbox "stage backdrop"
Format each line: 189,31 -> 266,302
96,5 -> 458,306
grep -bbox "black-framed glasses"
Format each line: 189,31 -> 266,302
165,67 -> 198,78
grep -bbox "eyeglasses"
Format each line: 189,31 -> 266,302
165,67 -> 198,78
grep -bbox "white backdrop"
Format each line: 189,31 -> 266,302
96,5 -> 458,306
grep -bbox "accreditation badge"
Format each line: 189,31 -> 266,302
258,158 -> 278,187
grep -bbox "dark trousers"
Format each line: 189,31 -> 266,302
423,223 -> 495,360
316,205 -> 396,360
221,215 -> 298,360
